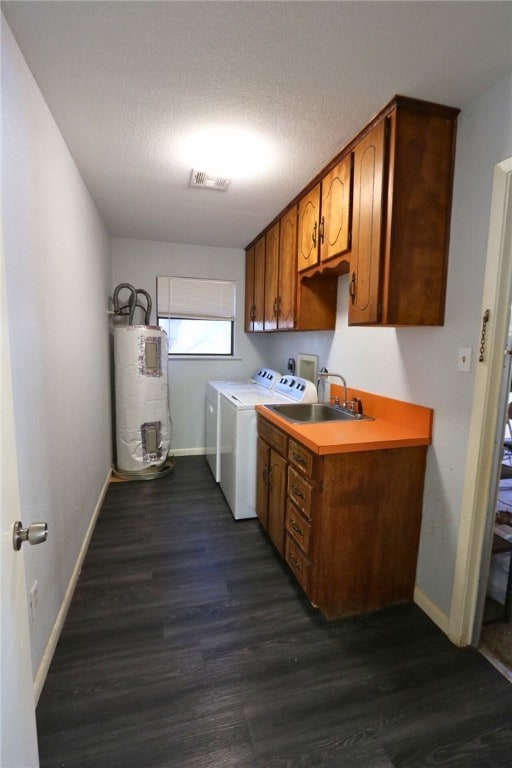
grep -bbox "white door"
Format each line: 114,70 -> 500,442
1,245 -> 40,766
449,158 -> 512,646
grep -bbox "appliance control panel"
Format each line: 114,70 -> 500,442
252,369 -> 282,390
273,376 -> 317,403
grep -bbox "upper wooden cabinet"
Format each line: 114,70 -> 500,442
246,95 -> 459,330
297,153 -> 353,273
264,222 -> 280,330
263,213 -> 297,331
319,154 -> 353,265
297,184 -> 320,272
244,235 -> 265,332
277,207 -> 297,330
245,205 -> 336,333
244,244 -> 255,332
349,120 -> 387,324
348,99 -> 459,326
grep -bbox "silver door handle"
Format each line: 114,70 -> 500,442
12,521 -> 48,551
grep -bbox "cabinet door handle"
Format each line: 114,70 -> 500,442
268,463 -> 279,491
291,451 -> 306,467
263,464 -> 273,486
349,272 -> 356,304
312,221 -> 317,248
290,519 -> 304,537
291,484 -> 305,500
289,553 -> 303,573
319,216 -> 325,244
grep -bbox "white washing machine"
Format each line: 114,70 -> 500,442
219,375 -> 317,520
205,369 -> 281,482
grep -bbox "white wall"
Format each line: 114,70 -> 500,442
112,237 -> 272,453
269,74 -> 512,619
2,19 -> 113,686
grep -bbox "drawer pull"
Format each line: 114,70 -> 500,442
289,554 -> 303,573
291,452 -> 306,466
291,484 -> 305,500
290,519 -> 304,537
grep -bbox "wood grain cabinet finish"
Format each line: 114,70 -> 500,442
246,95 -> 458,330
297,184 -> 321,272
349,100 -> 459,326
263,211 -> 297,331
257,415 -> 428,620
297,153 -> 353,273
256,427 -> 288,557
264,222 -> 280,330
256,436 -> 288,555
244,244 -> 255,332
277,207 -> 297,330
256,436 -> 271,530
244,235 -> 265,332
245,206 -> 337,333
349,120 -> 387,325
319,153 -> 353,264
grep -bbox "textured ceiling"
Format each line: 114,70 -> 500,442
2,1 -> 512,249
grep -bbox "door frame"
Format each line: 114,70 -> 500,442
448,157 -> 512,647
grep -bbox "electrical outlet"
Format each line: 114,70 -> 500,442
29,580 -> 38,625
457,347 -> 472,373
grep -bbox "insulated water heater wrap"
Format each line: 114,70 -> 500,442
114,325 -> 171,473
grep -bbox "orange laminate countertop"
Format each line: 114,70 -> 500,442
256,387 -> 433,456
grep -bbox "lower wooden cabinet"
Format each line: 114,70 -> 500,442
257,415 -> 428,620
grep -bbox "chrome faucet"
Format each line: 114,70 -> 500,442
317,372 -> 347,407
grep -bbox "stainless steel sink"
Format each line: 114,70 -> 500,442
265,402 -> 373,424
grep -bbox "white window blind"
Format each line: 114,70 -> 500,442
156,276 -> 236,320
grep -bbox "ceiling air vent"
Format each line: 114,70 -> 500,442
190,169 -> 231,191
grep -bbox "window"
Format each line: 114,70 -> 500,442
156,276 -> 235,356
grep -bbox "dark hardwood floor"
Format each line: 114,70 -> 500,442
36,456 -> 512,767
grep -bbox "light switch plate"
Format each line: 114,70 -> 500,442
457,347 -> 472,373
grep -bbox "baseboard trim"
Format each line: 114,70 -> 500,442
414,586 -> 450,636
171,447 -> 206,456
33,468 -> 112,704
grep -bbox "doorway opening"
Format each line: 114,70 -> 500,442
448,157 -> 512,664
479,348 -> 512,680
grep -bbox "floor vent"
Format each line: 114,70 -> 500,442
190,169 -> 231,191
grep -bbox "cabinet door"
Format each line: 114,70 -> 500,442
320,154 -> 352,263
244,245 -> 255,332
264,222 -> 279,331
348,119 -> 387,325
256,437 -> 270,531
278,207 -> 297,330
253,235 -> 266,332
268,449 -> 287,557
297,184 -> 320,272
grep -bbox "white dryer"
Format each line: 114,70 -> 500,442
219,375 -> 317,520
205,369 -> 281,482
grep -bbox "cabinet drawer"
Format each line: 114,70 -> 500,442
287,466 -> 313,520
285,500 -> 311,555
288,439 -> 314,478
258,417 -> 287,456
285,535 -> 310,594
